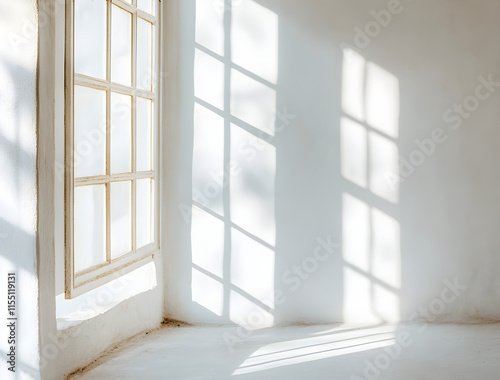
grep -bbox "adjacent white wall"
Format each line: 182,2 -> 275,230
164,0 -> 500,327
0,0 -> 41,378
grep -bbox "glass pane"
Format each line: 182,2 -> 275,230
136,97 -> 152,171
74,185 -> 106,273
111,93 -> 132,173
137,18 -> 152,91
137,178 -> 153,248
74,85 -> 106,177
111,181 -> 132,258
137,0 -> 153,15
75,0 -> 106,79
111,5 -> 132,86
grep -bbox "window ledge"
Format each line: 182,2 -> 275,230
56,260 -> 158,331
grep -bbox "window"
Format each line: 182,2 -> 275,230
65,0 -> 160,298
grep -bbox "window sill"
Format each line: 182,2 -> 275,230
56,260 -> 158,331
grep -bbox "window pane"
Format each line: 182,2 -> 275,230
137,18 -> 152,91
74,185 -> 106,273
74,85 -> 106,177
111,5 -> 132,86
111,181 -> 132,258
75,0 -> 106,79
137,0 -> 153,15
111,93 -> 132,173
137,97 -> 152,171
137,178 -> 153,248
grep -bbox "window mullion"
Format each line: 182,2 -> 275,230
65,0 -> 76,298
137,9 -> 155,24
132,97 -> 137,252
153,0 -> 160,248
106,0 -> 112,264
132,8 -> 138,253
112,0 -> 136,14
106,0 -> 112,83
132,10 -> 138,89
74,74 -> 154,98
106,89 -> 111,264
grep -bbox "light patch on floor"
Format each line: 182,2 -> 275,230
70,324 -> 500,379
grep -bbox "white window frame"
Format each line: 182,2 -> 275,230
65,0 -> 161,298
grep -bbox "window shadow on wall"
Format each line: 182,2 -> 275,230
186,0 -> 402,329
0,56 -> 40,379
174,0 -> 404,376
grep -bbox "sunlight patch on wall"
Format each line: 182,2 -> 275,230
342,48 -> 365,122
231,228 -> 275,310
341,47 -> 400,203
192,268 -> 224,317
369,132 -> 399,203
371,208 -> 401,290
195,0 -> 224,56
341,47 -> 401,322
340,117 -> 367,188
373,284 -> 400,322
191,207 -> 225,279
194,49 -> 224,110
365,62 -> 400,139
230,124 -> 276,246
231,0 -> 278,84
342,193 -> 400,323
343,267 -> 380,323
192,103 -> 225,215
230,70 -> 277,135
342,193 -> 370,272
191,0 -> 278,326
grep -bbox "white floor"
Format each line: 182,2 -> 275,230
72,323 -> 500,379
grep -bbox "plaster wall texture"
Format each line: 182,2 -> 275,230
164,0 -> 500,327
0,0 -> 41,378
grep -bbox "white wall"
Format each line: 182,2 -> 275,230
4,0 -> 500,377
164,0 -> 500,327
0,0 -> 41,378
